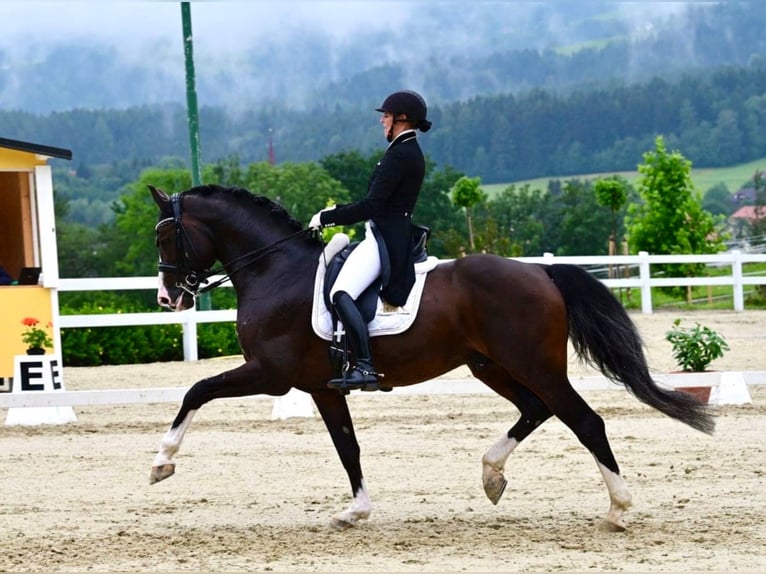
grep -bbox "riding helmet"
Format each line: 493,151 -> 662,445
375,90 -> 432,132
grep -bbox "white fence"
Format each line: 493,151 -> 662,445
57,250 -> 766,362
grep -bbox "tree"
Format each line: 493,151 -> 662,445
750,170 -> 766,240
594,175 -> 630,250
450,176 -> 486,252
553,179 -> 615,256
320,150 -> 382,203
243,161 -> 351,224
484,184 -> 553,256
112,168 -> 193,276
414,161 -> 465,258
626,136 -> 726,293
702,182 -> 733,216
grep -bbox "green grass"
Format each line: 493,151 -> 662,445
482,156 -> 766,197
613,262 -> 766,311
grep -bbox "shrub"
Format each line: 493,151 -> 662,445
664,319 -> 729,372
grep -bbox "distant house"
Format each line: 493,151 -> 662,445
728,205 -> 765,239
732,187 -> 757,205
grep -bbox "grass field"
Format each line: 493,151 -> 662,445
482,156 -> 766,197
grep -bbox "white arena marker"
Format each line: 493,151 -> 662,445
709,371 -> 752,406
270,388 -> 314,420
5,354 -> 77,426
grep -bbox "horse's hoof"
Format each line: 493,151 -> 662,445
483,473 -> 508,505
149,463 -> 176,485
599,519 -> 627,533
329,516 -> 355,531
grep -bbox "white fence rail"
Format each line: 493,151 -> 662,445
2,372 -> 764,409
58,250 -> 766,362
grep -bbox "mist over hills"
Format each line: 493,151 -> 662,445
2,2 -> 763,115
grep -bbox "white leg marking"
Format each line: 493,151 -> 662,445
596,459 -> 632,531
330,479 -> 372,529
153,410 -> 197,467
482,433 -> 519,504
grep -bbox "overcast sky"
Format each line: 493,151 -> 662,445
0,2 -> 690,49
0,2 -> 411,49
0,2 -> 693,112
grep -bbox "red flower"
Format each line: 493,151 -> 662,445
20,317 -> 53,350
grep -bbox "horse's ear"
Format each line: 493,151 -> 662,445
148,185 -> 169,207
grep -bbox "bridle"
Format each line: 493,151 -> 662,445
156,192 -> 313,298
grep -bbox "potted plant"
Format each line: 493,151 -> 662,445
20,317 -> 54,355
664,318 -> 730,402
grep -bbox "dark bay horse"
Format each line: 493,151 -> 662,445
148,184 -> 714,532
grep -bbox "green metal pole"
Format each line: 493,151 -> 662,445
181,2 -> 202,186
181,2 -> 210,311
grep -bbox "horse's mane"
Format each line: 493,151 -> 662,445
184,184 -> 305,232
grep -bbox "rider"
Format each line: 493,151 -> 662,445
309,90 -> 432,392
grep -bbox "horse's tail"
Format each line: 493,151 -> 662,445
544,263 -> 715,435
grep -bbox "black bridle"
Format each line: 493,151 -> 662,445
156,192 -> 314,297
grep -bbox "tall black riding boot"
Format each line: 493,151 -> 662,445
327,291 -> 380,392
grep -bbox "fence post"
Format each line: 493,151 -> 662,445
732,249 -> 744,312
182,308 -> 198,361
639,251 -> 652,314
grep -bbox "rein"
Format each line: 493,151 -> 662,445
156,192 -> 316,297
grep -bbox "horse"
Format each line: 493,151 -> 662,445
147,183 -> 714,532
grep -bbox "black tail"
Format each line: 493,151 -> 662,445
544,263 -> 715,435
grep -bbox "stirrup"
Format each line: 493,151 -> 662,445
327,365 -> 383,393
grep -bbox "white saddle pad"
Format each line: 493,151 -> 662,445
311,233 -> 440,341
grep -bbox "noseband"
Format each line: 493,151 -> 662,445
156,192 -> 313,297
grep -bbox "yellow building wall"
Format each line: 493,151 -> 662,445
0,148 -> 47,170
0,286 -> 53,378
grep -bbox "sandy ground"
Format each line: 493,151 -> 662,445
0,310 -> 764,572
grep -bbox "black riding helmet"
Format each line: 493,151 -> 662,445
375,90 -> 432,132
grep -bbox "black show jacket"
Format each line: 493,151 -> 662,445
320,130 -> 425,306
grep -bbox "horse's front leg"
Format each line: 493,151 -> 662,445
312,391 -> 371,530
149,361 -> 285,485
150,408 -> 196,484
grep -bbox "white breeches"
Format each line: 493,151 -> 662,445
330,221 -> 382,301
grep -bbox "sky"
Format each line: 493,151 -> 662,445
0,2 -> 411,48
0,2 -> 694,112
0,2 -> 690,51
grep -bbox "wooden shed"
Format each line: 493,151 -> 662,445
0,137 -> 72,384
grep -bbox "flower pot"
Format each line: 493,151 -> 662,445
26,347 -> 46,356
679,386 -> 712,403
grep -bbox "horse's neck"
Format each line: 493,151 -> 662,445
214,221 -> 318,290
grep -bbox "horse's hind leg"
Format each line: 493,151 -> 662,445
469,361 -> 553,505
541,383 -> 633,531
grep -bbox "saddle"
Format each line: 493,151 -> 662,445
311,225 -> 439,342
314,224 -> 435,380
322,224 -> 431,322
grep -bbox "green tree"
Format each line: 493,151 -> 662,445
594,175 -> 630,250
450,176 -> 486,252
702,182 -> 733,216
414,162 -> 465,258
553,179 -> 615,256
244,161 -> 350,224
484,184 -> 552,256
112,168 -> 193,276
750,170 -> 766,239
56,223 -> 108,278
626,136 -> 726,291
320,150 -> 382,202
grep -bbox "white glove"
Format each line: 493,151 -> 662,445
309,206 -> 335,230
